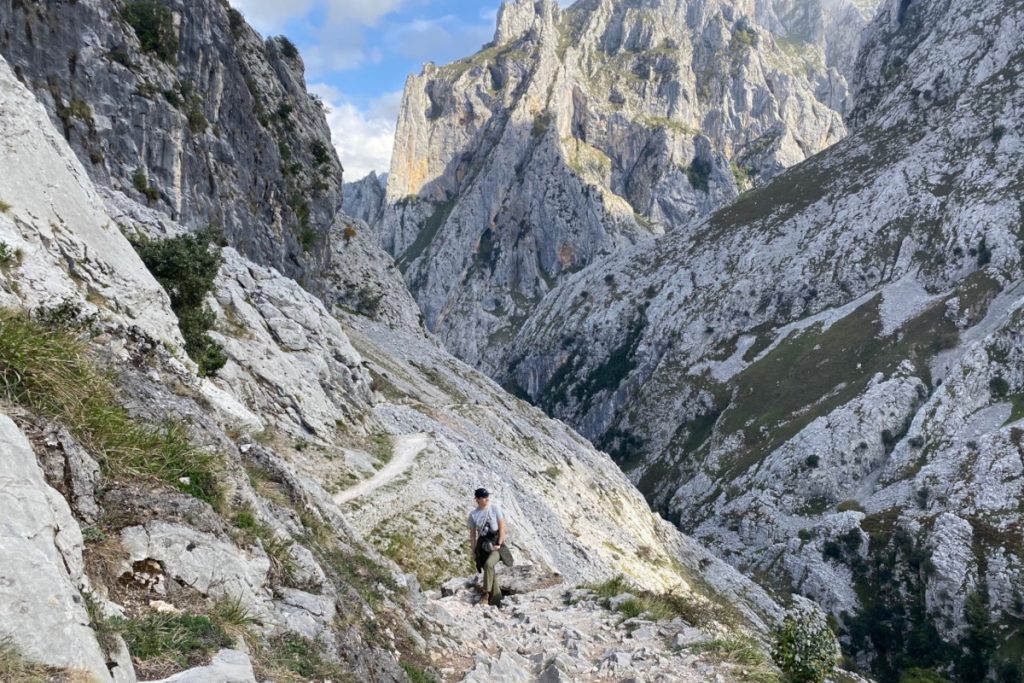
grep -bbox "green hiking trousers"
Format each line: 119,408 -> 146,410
482,549 -> 502,603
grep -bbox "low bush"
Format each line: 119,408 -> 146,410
277,36 -> 299,60
133,230 -> 227,376
309,139 -> 331,167
771,614 -> 839,683
122,1 -> 178,63
132,167 -> 160,204
0,309 -> 223,505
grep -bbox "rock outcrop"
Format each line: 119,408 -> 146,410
501,0 -> 1024,677
342,171 -> 387,226
0,0 -> 342,286
371,0 -> 879,368
0,413 -> 117,682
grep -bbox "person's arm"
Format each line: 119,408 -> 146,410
496,516 -> 506,547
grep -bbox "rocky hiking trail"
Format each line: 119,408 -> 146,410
333,433 -> 432,505
423,571 -> 749,683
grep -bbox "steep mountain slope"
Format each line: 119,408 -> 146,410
370,0 -> 878,368
501,0 -> 1024,679
0,28 -> 812,683
0,0 -> 339,285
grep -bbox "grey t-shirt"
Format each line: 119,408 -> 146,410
467,503 -> 504,537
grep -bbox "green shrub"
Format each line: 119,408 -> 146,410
0,310 -> 223,505
687,157 -> 712,192
0,242 -> 15,267
771,614 -> 839,683
132,167 -> 160,203
186,99 -> 208,134
133,230 -> 227,377
227,8 -> 245,37
732,24 -> 758,50
309,139 -> 331,167
277,36 -> 299,60
118,612 -> 232,667
0,199 -> 10,213
990,376 -> 1010,398
122,1 -> 178,63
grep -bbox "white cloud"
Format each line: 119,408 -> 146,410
385,14 -> 495,63
230,0 -> 407,33
312,85 -> 403,180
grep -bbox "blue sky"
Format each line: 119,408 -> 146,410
230,0 -> 506,180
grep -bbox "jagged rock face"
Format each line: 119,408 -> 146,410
501,0 -> 1024,672
0,413 -> 116,682
0,0 -> 343,285
374,0 -> 878,368
0,54 -> 181,347
342,172 -> 387,226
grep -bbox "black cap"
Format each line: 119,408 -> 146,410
474,487 -> 490,499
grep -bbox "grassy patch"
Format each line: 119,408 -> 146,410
232,507 -> 298,582
321,547 -> 399,609
252,633 -> 349,682
1002,394 -> 1024,425
368,432 -> 394,465
572,312 -> 646,412
0,639 -> 79,682
0,199 -> 11,213
584,576 -> 730,628
718,295 -> 955,479
118,612 -> 232,671
401,661 -> 438,683
0,310 -> 224,505
397,198 -> 456,272
692,637 -> 781,683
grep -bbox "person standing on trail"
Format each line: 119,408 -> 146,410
468,487 -> 507,606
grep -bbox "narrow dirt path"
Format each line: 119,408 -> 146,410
333,433 -> 431,505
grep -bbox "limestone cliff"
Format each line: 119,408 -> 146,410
0,29 -> 807,683
0,0 -> 341,285
502,0 -> 1024,678
372,0 -> 879,368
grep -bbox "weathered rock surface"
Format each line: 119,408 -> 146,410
501,0 -> 1024,673
372,0 -> 880,368
0,54 -> 181,347
0,414 -> 115,682
0,0 -> 344,285
342,171 -> 387,226
146,649 -> 255,683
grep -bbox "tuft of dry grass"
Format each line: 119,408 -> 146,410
0,309 -> 223,506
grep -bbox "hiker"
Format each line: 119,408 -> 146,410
467,487 -> 510,606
